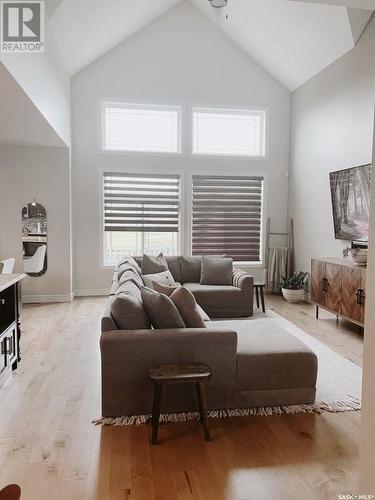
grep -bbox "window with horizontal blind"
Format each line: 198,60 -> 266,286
192,108 -> 266,157
103,172 -> 180,266
102,102 -> 182,153
192,175 -> 264,262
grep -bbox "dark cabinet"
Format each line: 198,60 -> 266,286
0,280 -> 22,386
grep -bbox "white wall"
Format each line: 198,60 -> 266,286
0,20 -> 71,147
0,145 -> 72,302
360,112 -> 375,493
289,15 -> 375,274
71,1 -> 290,294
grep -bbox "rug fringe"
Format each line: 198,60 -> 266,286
92,396 -> 361,427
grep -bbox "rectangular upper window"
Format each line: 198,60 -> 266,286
102,102 -> 182,153
192,107 -> 266,157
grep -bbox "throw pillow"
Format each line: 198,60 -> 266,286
152,282 -> 210,322
141,286 -> 186,329
141,253 -> 168,275
142,269 -> 176,289
169,287 -> 206,328
111,281 -> 151,330
200,256 -> 233,286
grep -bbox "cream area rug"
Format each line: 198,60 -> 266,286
94,310 -> 362,427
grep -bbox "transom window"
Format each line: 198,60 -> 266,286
103,172 -> 180,266
192,107 -> 266,157
102,102 -> 182,153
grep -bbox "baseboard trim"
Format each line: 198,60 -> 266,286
74,288 -> 110,297
23,293 -> 74,304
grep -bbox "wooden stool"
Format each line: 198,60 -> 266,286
0,485 -> 21,500
148,362 -> 212,445
254,283 -> 266,313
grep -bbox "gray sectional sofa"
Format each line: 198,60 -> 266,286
101,255 -> 318,418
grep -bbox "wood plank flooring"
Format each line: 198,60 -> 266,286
0,296 -> 363,499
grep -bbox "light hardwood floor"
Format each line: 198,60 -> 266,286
0,296 -> 363,500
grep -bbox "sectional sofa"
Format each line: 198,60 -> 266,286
100,255 -> 318,418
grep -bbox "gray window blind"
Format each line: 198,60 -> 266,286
104,172 -> 180,232
192,175 -> 264,262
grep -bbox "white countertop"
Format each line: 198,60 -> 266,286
0,274 -> 26,293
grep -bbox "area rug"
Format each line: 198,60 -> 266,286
94,310 -> 362,427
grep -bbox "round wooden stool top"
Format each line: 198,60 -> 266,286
149,362 -> 211,384
0,484 -> 21,500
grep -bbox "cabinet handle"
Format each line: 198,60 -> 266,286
4,337 -> 12,355
0,299 -> 5,305
321,278 -> 329,292
356,288 -> 366,306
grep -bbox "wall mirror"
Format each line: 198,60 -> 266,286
22,201 -> 47,277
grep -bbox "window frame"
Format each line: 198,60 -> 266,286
100,100 -> 184,156
191,106 -> 268,159
99,167 -> 186,269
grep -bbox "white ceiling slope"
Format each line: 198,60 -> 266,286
0,63 -> 66,148
347,8 -> 373,43
293,0 -> 375,9
190,0 -> 370,90
50,0 -> 373,90
45,0 -> 64,17
50,0 -> 181,75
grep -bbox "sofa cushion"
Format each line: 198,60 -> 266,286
142,269 -> 176,288
208,319 -> 318,392
183,282 -> 248,318
141,286 -> 186,329
117,262 -> 139,278
117,256 -> 141,275
119,269 -> 143,288
201,256 -> 233,286
180,256 -> 202,283
111,281 -> 151,330
141,253 -> 168,275
165,256 -> 182,282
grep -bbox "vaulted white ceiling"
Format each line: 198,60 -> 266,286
0,63 -> 66,148
50,0 -> 181,75
49,0 -> 373,90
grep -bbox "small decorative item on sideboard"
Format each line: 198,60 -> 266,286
343,247 -> 368,266
281,271 -> 308,303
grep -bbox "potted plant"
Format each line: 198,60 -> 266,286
281,271 -> 308,303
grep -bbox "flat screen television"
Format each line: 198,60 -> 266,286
329,164 -> 371,242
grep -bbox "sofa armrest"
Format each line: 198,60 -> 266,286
232,268 -> 254,293
100,328 -> 238,416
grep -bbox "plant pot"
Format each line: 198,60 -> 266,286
348,249 -> 368,266
282,288 -> 304,303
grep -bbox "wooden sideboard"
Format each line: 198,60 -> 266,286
0,274 -> 25,386
311,258 -> 366,327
